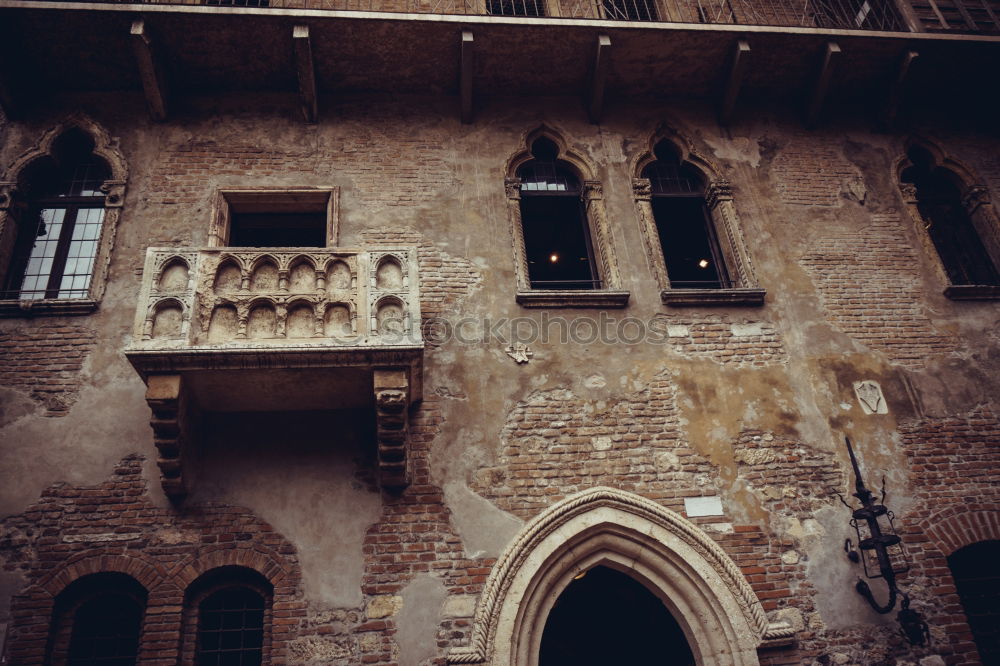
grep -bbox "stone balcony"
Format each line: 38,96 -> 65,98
125,246 -> 423,500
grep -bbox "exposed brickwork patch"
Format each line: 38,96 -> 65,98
733,430 -> 843,517
771,136 -> 861,207
361,395 -> 494,665
0,323 -> 98,416
799,213 -> 958,369
149,130 -> 454,213
472,374 -> 720,520
656,316 -> 788,367
0,456 -> 304,666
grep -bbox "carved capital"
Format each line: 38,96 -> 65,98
583,180 -> 603,201
705,180 -> 733,209
0,181 -> 18,211
101,180 -> 127,208
632,177 -> 652,200
962,185 -> 990,214
504,178 -> 522,200
898,182 -> 918,203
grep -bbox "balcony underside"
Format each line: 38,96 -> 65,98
0,0 -> 998,120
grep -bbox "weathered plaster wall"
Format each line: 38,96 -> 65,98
0,92 -> 998,665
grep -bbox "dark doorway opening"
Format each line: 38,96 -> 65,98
948,540 -> 1000,665
539,565 -> 695,666
229,212 -> 326,248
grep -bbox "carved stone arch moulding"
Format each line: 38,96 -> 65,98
629,122 -> 724,185
503,126 -> 628,308
447,486 -> 793,666
630,128 -> 764,306
895,135 -> 1000,299
0,113 -> 129,315
504,124 -> 597,182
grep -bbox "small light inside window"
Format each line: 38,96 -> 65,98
698,259 -> 710,269
549,253 -> 559,263
573,569 -> 587,580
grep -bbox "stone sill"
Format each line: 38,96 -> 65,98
516,290 -> 630,308
943,284 -> 1000,300
0,298 -> 98,317
661,288 -> 766,307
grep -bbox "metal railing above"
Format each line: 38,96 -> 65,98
32,0 -> 1000,35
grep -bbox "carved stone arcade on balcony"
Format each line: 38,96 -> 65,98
125,246 -> 423,500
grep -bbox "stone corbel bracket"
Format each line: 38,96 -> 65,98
143,374 -> 197,501
375,368 -> 412,489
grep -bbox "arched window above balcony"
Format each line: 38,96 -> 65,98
0,115 -> 128,316
899,143 -> 1000,297
632,130 -> 763,306
504,129 -> 628,308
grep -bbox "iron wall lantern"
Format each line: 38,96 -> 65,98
838,436 -> 929,646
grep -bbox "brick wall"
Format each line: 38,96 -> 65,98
0,456 -> 305,665
771,136 -> 862,207
0,323 -> 98,416
655,316 -> 788,367
799,213 -> 958,369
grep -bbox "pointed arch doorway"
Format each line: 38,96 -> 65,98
448,487 -> 792,666
539,564 -> 696,666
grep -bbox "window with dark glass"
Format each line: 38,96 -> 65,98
948,541 -> 1000,665
4,130 -> 110,300
643,141 -> 729,289
486,0 -> 546,16
901,146 -> 1000,286
49,573 -> 147,666
602,0 -> 658,21
197,586 -> 266,666
517,137 -> 599,290
67,594 -> 144,666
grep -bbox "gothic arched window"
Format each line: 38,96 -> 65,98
504,131 -> 628,308
642,141 -> 728,290
900,145 -> 1000,288
5,130 -> 110,301
632,135 -> 763,306
517,137 -> 599,291
0,118 -> 127,315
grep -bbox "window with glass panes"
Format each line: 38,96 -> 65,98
643,141 -> 730,289
5,146 -> 109,300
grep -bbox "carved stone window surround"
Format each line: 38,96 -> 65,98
631,133 -> 764,308
0,115 -> 128,317
209,187 -> 340,248
504,129 -> 629,309
896,142 -> 1000,301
